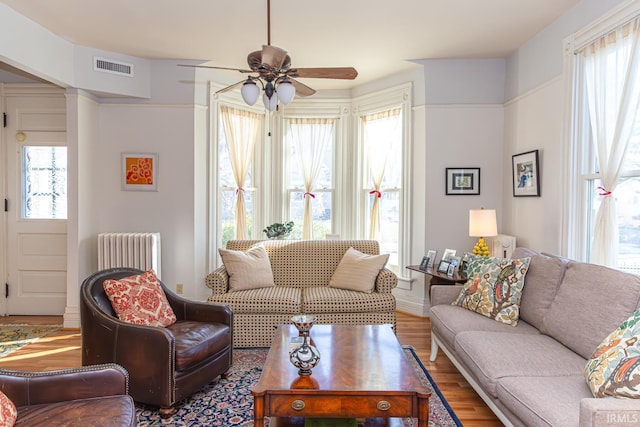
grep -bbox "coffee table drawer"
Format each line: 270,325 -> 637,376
268,395 -> 412,417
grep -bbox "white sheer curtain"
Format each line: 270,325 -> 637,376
287,118 -> 334,240
583,18 -> 640,266
363,108 -> 402,240
220,106 -> 261,239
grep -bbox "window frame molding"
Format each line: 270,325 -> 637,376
352,83 -> 412,272
274,99 -> 351,238
562,0 -> 640,261
208,82 -> 267,269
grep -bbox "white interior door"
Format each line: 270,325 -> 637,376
4,95 -> 67,315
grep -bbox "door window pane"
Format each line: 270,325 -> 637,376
22,146 -> 67,219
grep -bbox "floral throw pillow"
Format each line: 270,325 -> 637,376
585,310 -> 640,398
0,390 -> 17,427
452,256 -> 531,326
103,269 -> 177,327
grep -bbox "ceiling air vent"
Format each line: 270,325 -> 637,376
93,57 -> 134,77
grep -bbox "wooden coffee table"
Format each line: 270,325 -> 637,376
251,324 -> 431,427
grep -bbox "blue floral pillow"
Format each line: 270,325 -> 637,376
585,310 -> 640,398
452,256 -> 531,326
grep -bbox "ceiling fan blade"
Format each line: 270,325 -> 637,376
289,78 -> 316,97
290,67 -> 358,80
215,80 -> 246,94
178,64 -> 254,73
261,45 -> 288,69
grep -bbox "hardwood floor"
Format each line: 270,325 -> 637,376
0,312 -> 502,426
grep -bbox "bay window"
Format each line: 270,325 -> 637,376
211,84 -> 411,271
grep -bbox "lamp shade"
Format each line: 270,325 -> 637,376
263,92 -> 279,111
469,208 -> 498,237
241,80 -> 260,106
277,79 -> 296,105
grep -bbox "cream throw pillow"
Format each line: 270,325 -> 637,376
219,245 -> 275,292
329,247 -> 389,293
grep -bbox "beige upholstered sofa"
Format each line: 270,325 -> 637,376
206,239 -> 397,347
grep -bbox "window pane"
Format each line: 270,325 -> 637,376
587,177 -> 640,274
362,108 -> 402,266
363,110 -> 402,189
365,190 -> 400,266
22,146 -> 67,219
219,126 -> 251,188
617,177 -> 640,273
285,119 -> 334,189
288,191 -> 332,240
220,190 -> 254,248
624,116 -> 640,172
284,118 -> 335,240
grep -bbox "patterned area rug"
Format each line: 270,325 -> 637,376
0,324 -> 62,358
137,346 -> 461,427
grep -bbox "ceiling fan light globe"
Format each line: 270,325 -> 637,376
241,81 -> 260,106
277,80 -> 296,105
263,92 -> 279,111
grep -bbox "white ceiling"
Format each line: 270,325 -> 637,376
1,0 -> 580,90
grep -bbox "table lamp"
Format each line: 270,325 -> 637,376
469,208 -> 498,256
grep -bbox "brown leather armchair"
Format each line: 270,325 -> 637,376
81,268 -> 233,416
0,363 -> 136,426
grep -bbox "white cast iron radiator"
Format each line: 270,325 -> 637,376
98,232 -> 162,278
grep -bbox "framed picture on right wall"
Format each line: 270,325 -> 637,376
512,150 -> 540,197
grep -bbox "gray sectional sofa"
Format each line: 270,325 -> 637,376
429,247 -> 640,427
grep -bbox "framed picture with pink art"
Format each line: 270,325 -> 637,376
122,153 -> 158,191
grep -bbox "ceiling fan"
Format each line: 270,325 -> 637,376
178,0 -> 357,111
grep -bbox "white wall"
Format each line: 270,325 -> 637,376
423,60 -> 506,261
65,89 -> 101,327
96,103 -> 202,295
502,0 -> 626,255
502,78 -> 564,254
425,105 -> 504,256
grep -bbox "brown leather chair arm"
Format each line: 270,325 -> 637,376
0,364 -> 129,407
111,323 -> 175,405
163,283 -> 233,324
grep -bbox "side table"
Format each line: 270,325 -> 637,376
405,265 -> 467,286
406,265 -> 467,315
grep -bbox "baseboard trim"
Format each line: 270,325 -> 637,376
63,306 -> 81,329
395,298 -> 426,317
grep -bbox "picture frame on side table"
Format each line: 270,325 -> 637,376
512,150 -> 540,197
449,256 -> 462,272
446,167 -> 480,195
447,262 -> 456,277
461,252 -> 473,274
437,260 -> 451,274
419,256 -> 430,271
122,152 -> 158,191
426,250 -> 437,268
442,248 -> 456,261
